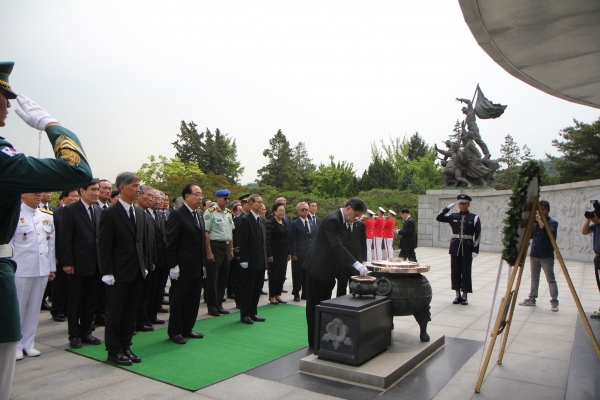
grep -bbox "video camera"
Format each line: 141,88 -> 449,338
584,200 -> 600,219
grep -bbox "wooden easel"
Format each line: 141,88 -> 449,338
475,196 -> 600,393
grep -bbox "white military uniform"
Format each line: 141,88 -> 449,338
9,204 -> 55,354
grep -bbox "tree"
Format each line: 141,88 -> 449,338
310,156 -> 357,198
497,134 -> 521,170
360,155 -> 398,191
290,141 -> 316,192
494,134 -> 537,190
549,117 -> 600,183
257,130 -> 299,190
172,120 -> 244,184
407,132 -> 429,161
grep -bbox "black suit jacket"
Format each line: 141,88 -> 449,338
53,206 -> 65,269
58,200 -> 101,276
289,217 -> 316,261
166,205 -> 206,279
309,214 -> 319,232
237,212 -> 267,271
98,202 -> 147,283
346,221 -> 367,263
397,216 -> 417,250
303,210 -> 357,285
137,206 -> 157,270
150,209 -> 167,269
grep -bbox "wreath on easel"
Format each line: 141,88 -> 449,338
501,160 -> 543,266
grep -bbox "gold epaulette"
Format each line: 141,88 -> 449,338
39,208 -> 53,215
226,208 -> 231,213
208,207 -> 215,212
233,247 -> 240,253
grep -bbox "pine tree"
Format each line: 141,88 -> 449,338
257,130 -> 299,190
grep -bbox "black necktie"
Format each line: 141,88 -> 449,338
146,209 -> 153,219
192,210 -> 199,226
129,206 -> 136,228
304,219 -> 310,235
103,204 -> 108,210
153,210 -> 158,219
89,206 -> 97,232
44,205 -> 48,210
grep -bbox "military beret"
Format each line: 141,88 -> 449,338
457,194 -> 472,203
215,189 -> 230,197
367,209 -> 375,216
0,61 -> 17,99
378,207 -> 386,213
388,210 -> 396,216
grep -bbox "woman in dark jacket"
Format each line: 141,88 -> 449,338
266,202 -> 290,304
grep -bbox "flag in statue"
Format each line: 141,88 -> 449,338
475,86 -> 507,119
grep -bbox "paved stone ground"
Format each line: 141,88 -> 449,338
11,247 -> 600,399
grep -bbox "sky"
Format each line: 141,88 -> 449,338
4,1 -> 599,186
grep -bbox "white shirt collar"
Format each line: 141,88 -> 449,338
184,203 -> 197,213
81,199 -> 93,209
22,203 -> 37,213
118,198 -> 133,210
250,210 -> 260,220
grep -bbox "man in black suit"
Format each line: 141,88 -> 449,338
396,208 -> 417,262
289,202 -> 316,302
59,180 -> 103,348
93,179 -> 112,327
303,198 -> 369,348
166,183 -> 206,344
336,219 -> 368,297
308,201 -> 319,231
236,194 -> 268,324
99,172 -> 148,366
50,189 -> 79,322
134,185 -> 157,332
148,189 -> 167,325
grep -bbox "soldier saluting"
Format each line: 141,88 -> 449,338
436,194 -> 481,305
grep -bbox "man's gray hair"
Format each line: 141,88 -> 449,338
140,185 -> 153,195
276,197 -> 286,203
296,202 -> 308,211
115,172 -> 139,192
248,193 -> 261,204
174,197 -> 184,208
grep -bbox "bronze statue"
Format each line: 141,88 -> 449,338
456,97 -> 491,159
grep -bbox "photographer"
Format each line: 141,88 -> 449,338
582,201 -> 600,319
519,200 -> 559,311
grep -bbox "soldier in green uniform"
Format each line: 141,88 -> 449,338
204,189 -> 235,317
0,61 -> 93,399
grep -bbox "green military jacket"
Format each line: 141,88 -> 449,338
0,125 -> 92,343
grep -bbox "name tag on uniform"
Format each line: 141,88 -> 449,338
1,146 -> 17,157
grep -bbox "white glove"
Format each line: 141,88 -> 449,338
240,262 -> 248,269
446,202 -> 457,210
14,95 -> 59,130
143,269 -> 148,278
170,266 -> 180,280
472,253 -> 478,258
353,262 -> 369,277
102,274 -> 115,285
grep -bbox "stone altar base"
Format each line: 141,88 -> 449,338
300,329 -> 445,390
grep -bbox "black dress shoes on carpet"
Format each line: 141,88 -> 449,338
170,335 -> 187,344
151,318 -> 165,325
108,352 -> 132,366
293,295 -> 300,302
82,334 -> 101,345
69,337 -> 82,348
136,324 -> 154,332
157,307 -> 169,313
51,313 -> 65,322
251,315 -> 266,322
207,306 -> 221,317
123,349 -> 141,363
217,308 -> 230,315
183,331 -> 204,339
241,316 -> 254,325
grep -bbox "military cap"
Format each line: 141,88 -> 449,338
0,61 -> 18,99
238,193 -> 251,203
366,209 -> 375,216
378,207 -> 386,213
457,194 -> 472,204
215,189 -> 230,197
388,210 -> 396,216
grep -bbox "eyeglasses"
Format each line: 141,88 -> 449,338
299,208 -> 308,211
191,193 -> 203,197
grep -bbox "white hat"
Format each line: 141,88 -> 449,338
367,209 -> 375,216
378,207 -> 386,213
388,210 -> 396,216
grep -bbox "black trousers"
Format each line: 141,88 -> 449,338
336,267 -> 357,297
227,257 -> 237,297
168,276 -> 201,338
268,251 -> 287,297
237,267 -> 265,319
148,266 -> 167,320
66,270 -> 101,338
399,249 -> 417,262
136,267 -> 155,327
291,259 -> 306,297
94,280 -> 106,321
105,273 -> 143,356
450,254 -> 473,293
305,274 -> 335,348
206,241 -> 231,308
51,266 -> 68,316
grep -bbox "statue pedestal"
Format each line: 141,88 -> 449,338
301,329 -> 445,389
315,295 -> 392,366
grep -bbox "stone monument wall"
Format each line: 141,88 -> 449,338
417,179 -> 600,262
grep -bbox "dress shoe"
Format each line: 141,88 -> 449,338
217,307 -> 230,315
170,334 -> 187,344
269,300 -> 279,305
107,352 -> 132,366
461,298 -> 469,305
251,315 -> 266,322
69,336 -> 82,348
293,295 -> 300,302
136,324 -> 154,332
16,349 -> 23,360
24,348 -> 41,357
82,334 -> 102,345
157,307 -> 169,313
260,290 -> 268,295
51,313 -> 65,322
281,289 -> 288,293
207,306 -> 220,317
183,331 -> 204,339
452,297 -> 461,304
241,316 -> 254,325
276,299 -> 287,304
162,298 -> 169,305
151,318 -> 165,324
123,348 -> 141,363
41,300 -> 51,311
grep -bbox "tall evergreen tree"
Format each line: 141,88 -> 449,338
290,141 -> 316,192
257,130 -> 299,190
360,155 -> 398,191
407,132 -> 429,161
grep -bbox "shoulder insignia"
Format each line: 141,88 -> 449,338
204,214 -> 210,220
39,208 -> 53,215
226,208 -> 231,213
1,146 -> 18,158
208,207 -> 215,212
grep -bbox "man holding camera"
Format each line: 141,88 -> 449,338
582,201 -> 600,319
519,200 -> 559,311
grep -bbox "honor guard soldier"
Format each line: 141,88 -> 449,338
373,207 -> 386,260
204,189 -> 235,316
364,210 -> 375,262
384,210 -> 396,260
436,194 -> 481,305
0,61 -> 92,398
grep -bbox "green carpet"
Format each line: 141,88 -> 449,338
68,304 -> 307,390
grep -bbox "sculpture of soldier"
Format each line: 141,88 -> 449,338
456,97 -> 491,159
